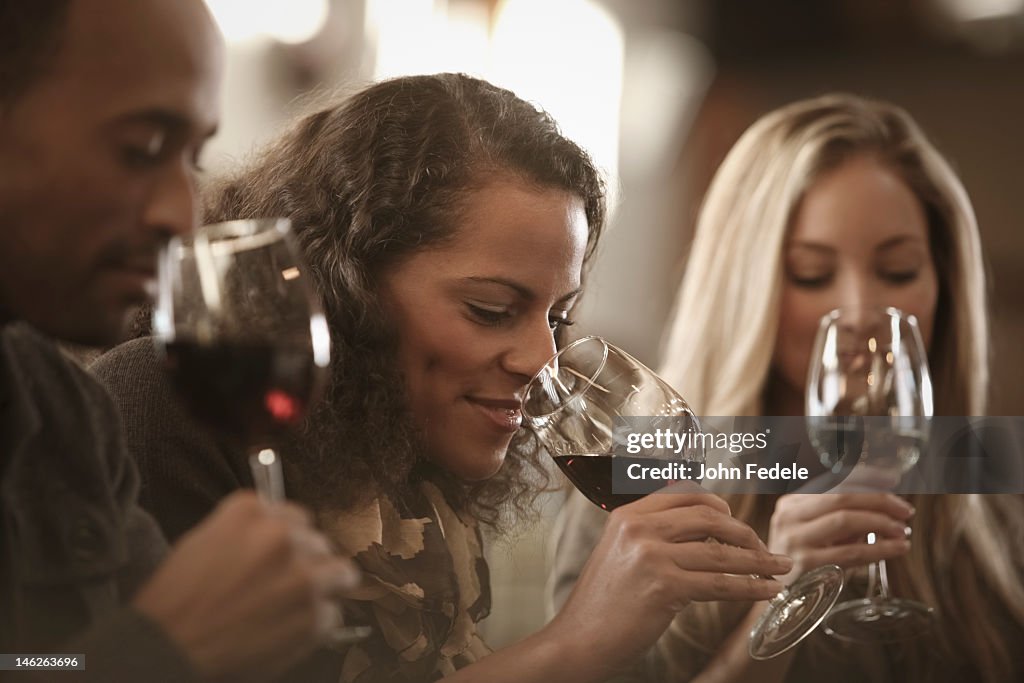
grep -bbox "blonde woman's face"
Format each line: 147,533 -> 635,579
773,155 -> 939,406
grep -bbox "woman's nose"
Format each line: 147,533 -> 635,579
504,319 -> 558,382
833,277 -> 888,337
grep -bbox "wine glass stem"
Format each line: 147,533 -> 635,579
767,587 -> 789,609
865,532 -> 892,601
250,448 -> 285,502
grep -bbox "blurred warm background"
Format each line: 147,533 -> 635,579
201,0 -> 1024,645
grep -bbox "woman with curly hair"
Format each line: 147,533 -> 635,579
93,73 -> 791,683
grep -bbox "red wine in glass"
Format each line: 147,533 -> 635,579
154,218 -> 330,452
552,454 -> 648,511
162,340 -> 317,447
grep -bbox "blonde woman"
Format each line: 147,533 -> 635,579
550,94 -> 1024,682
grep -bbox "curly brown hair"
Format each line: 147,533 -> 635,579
202,73 -> 606,525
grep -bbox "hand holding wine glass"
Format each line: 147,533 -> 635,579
806,305 -> 935,642
766,493 -> 914,587
522,337 -> 842,660
550,486 -> 793,670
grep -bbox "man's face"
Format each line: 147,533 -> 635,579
0,0 -> 223,345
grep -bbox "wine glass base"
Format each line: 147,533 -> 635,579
749,564 -> 845,660
823,597 -> 935,643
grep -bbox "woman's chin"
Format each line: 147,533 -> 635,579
430,446 -> 508,482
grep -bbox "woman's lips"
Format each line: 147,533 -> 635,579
465,397 -> 523,433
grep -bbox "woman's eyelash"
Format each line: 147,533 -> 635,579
882,271 -> 918,284
549,315 -> 575,330
789,269 -> 920,289
466,303 -> 575,331
790,274 -> 832,288
467,304 -> 510,326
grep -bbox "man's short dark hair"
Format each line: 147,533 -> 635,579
0,1 -> 72,106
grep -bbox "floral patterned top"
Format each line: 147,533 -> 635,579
319,482 -> 492,682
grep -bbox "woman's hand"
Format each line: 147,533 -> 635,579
546,487 -> 793,672
767,493 -> 913,585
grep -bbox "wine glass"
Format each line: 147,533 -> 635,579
806,305 -> 935,642
522,336 -> 844,660
153,217 -> 370,643
153,218 -> 330,451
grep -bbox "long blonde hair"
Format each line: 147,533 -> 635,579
656,94 -> 1023,682
659,93 -> 988,416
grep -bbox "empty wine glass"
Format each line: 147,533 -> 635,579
806,305 -> 935,643
523,336 -> 844,660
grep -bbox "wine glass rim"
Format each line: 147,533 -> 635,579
521,335 -> 609,420
170,217 -> 291,256
807,303 -> 934,417
819,305 -> 915,326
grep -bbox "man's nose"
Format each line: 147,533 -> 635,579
142,159 -> 197,239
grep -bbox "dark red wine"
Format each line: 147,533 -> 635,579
163,340 -> 317,446
553,454 -> 648,511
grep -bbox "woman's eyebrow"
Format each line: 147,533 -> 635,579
786,242 -> 835,254
459,276 -> 582,304
460,276 -> 532,298
556,288 -> 582,305
875,234 -> 925,252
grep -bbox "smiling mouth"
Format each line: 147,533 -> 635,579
465,397 -> 524,433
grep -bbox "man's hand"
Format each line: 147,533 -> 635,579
133,491 -> 359,682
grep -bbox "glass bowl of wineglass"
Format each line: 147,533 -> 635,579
153,218 -> 331,453
522,336 -> 844,659
806,305 -> 935,643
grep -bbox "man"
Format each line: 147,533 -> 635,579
0,1 -> 357,680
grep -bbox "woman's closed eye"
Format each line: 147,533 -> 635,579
466,303 -> 512,326
879,269 -> 920,285
788,272 -> 833,288
548,311 -> 575,330
465,302 -> 575,331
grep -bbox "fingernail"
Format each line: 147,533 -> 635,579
903,525 -> 912,539
774,554 -> 794,568
891,495 -> 914,515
